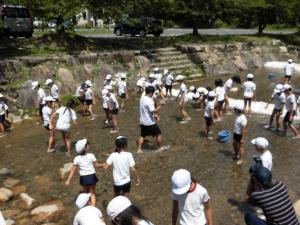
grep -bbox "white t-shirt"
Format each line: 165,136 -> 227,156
107,93 -> 119,110
118,80 -> 127,95
37,88 -> 46,105
215,86 -> 225,101
180,83 -> 187,102
55,107 -> 77,131
285,94 -> 296,112
73,206 -> 104,225
204,101 -> 214,118
145,80 -> 158,90
104,80 -> 116,87
85,88 -> 93,100
166,74 -> 174,86
0,101 -> 6,115
172,184 -> 210,225
140,95 -> 156,126
272,92 -> 286,110
260,150 -> 273,171
137,79 -> 146,88
51,84 -> 59,99
224,79 -> 233,93
137,220 -> 154,225
106,152 -> 135,186
234,114 -> 247,135
242,81 -> 256,98
75,86 -> 84,97
102,91 -> 109,109
155,73 -> 162,85
297,96 -> 300,105
74,153 -> 97,176
42,105 -> 52,126
284,63 -> 294,76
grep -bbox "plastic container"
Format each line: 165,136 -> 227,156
268,73 -> 277,80
218,130 -> 231,143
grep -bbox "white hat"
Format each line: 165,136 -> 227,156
288,59 -> 293,63
274,84 -> 283,93
247,74 -> 254,79
85,80 -> 93,87
171,169 -> 191,195
149,73 -> 156,79
102,89 -> 109,96
45,96 -> 55,102
45,79 -> 53,85
208,91 -> 216,97
104,85 -> 112,90
251,137 -> 269,149
283,84 -> 292,91
153,67 -> 159,72
105,74 -> 112,80
107,196 -> 132,220
75,138 -> 87,154
120,73 -> 127,79
163,69 -> 169,75
75,193 -> 91,209
189,86 -> 195,91
0,93 -> 3,98
234,102 -> 244,111
175,75 -> 185,81
197,87 -> 208,95
31,81 -> 39,89
141,77 -> 146,81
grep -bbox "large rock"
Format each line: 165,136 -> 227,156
279,46 -> 288,53
233,56 -> 248,71
59,163 -> 73,180
57,68 -> 74,83
30,201 -> 64,223
5,219 -> 15,225
2,209 -> 21,218
12,185 -> 27,196
16,193 -> 35,209
3,178 -> 21,189
0,188 -> 13,202
31,64 -> 54,82
18,80 -> 37,107
136,56 -> 150,74
78,51 -> 99,64
74,64 -> 93,81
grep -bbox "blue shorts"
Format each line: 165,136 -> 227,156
0,114 -> 5,123
80,174 -> 98,186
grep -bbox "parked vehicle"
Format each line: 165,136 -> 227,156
114,17 -> 163,37
0,4 -> 33,38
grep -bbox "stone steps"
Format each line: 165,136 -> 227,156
151,59 -> 192,68
150,47 -> 177,53
154,54 -> 189,63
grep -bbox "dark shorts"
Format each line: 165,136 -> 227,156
284,111 -> 295,123
114,182 -> 131,194
85,99 -> 93,105
119,93 -> 126,99
140,124 -> 161,137
79,174 -> 98,186
39,104 -> 45,117
244,98 -> 252,104
103,108 -> 109,113
273,108 -> 282,114
205,116 -> 213,127
233,133 -> 242,143
110,108 -> 119,115
285,75 -> 291,81
78,96 -> 85,104
165,85 -> 172,91
0,114 -> 5,123
44,124 -> 50,130
216,100 -> 224,109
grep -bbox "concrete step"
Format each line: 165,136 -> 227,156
151,51 -> 182,57
150,63 -> 196,71
168,67 -> 202,75
150,59 -> 192,68
150,47 -> 177,53
154,54 -> 189,62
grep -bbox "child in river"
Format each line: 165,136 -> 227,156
42,96 -> 56,152
242,74 -> 256,114
204,91 -> 216,139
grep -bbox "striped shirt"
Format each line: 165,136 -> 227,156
250,181 -> 299,225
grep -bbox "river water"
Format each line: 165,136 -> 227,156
0,68 -> 300,224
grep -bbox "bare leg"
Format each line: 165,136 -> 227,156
275,113 -> 281,130
63,131 -> 71,155
288,124 -> 300,137
137,136 -> 144,153
88,185 -> 96,206
283,121 -> 288,136
0,123 -> 4,135
156,134 -> 162,148
111,115 -> 118,130
47,129 -> 55,152
233,140 -> 239,158
269,110 -> 275,127
239,142 -> 244,161
224,97 -> 229,113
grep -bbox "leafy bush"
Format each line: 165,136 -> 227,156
61,95 -> 80,107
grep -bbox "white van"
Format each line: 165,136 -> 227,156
0,5 -> 33,38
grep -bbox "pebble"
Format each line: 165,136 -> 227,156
2,209 -> 21,219
5,219 -> 16,225
30,201 -> 64,223
12,185 -> 27,196
16,193 -> 35,209
3,178 -> 21,189
59,163 -> 73,180
0,168 -> 9,175
0,188 -> 13,202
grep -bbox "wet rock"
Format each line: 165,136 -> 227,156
136,56 -> 150,74
11,115 -> 23,123
74,64 -> 93,81
15,217 -> 31,225
279,46 -> 288,53
18,80 -> 36,107
293,199 -> 300,218
3,178 -> 21,189
57,68 -> 74,83
0,168 -> 9,176
59,163 -> 73,180
233,56 -> 248,70
0,188 -> 13,202
16,193 -> 35,209
5,219 -> 15,225
30,201 -> 64,223
2,209 -> 21,218
12,185 -> 27,196
31,64 -> 53,82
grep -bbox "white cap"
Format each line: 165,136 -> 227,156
85,80 -> 93,87
107,196 -> 132,220
141,77 -> 146,81
197,87 -> 208,95
175,75 -> 185,81
274,84 -> 283,93
234,102 -> 244,111
251,137 -> 269,149
208,91 -> 216,97
149,73 -> 156,79
45,96 -> 55,102
0,93 -> 3,98
171,169 -> 191,195
247,74 -> 254,79
288,59 -> 293,63
104,85 -> 112,90
283,84 -> 292,91
189,86 -> 195,91
163,69 -> 169,75
75,138 -> 87,154
31,81 -> 39,89
102,89 -> 109,96
120,73 -> 127,79
105,74 -> 112,80
75,193 -> 91,209
153,67 -> 159,72
45,79 -> 53,85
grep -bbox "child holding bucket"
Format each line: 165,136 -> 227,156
204,91 -> 216,139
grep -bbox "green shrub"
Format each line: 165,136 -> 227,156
61,95 -> 80,106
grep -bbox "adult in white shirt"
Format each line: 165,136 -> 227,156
283,59 -> 295,84
176,75 -> 190,123
137,86 -> 168,154
50,99 -> 79,156
101,136 -> 140,197
214,79 -> 225,120
118,74 -> 128,112
73,193 -> 106,225
233,102 -> 247,164
242,74 -> 256,114
165,71 -> 174,97
265,84 -> 285,131
282,84 -> 300,138
32,81 -> 46,123
106,85 -> 119,133
107,196 -> 155,225
171,169 -> 213,225
224,75 -> 241,112
45,79 -> 60,106
0,94 -> 7,136
42,96 -> 56,152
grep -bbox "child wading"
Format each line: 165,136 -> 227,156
0,94 -> 7,137
176,75 -> 190,123
42,96 -> 56,152
233,102 -> 247,164
118,73 -> 128,112
105,85 -> 119,133
242,74 -> 256,114
84,80 -> 95,120
214,79 -> 225,120
32,81 -> 46,124
65,138 -> 102,206
224,75 -> 241,112
50,99 -> 79,156
204,91 -> 216,139
100,136 -> 140,197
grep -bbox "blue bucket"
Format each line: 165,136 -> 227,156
268,73 -> 277,80
218,130 -> 231,143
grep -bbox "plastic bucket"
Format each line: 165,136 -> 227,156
268,73 -> 277,80
218,130 -> 231,143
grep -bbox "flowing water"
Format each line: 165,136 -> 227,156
0,68 -> 300,224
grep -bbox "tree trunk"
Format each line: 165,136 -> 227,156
192,26 -> 199,36
258,23 -> 266,34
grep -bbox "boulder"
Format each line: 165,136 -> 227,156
15,217 -> 31,225
16,193 -> 35,209
78,51 -> 99,64
61,55 -> 78,65
0,188 -> 13,202
0,168 -> 9,176
136,56 -> 150,74
30,201 -> 64,223
5,219 -> 15,225
12,185 -> 27,196
233,56 -> 248,71
2,209 -> 21,218
56,68 -> 74,84
293,199 -> 300,218
3,178 -> 21,189
279,46 -> 288,53
253,55 -> 264,68
59,163 -> 73,180
31,64 -> 53,82
74,64 -> 93,81
189,52 -> 207,64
